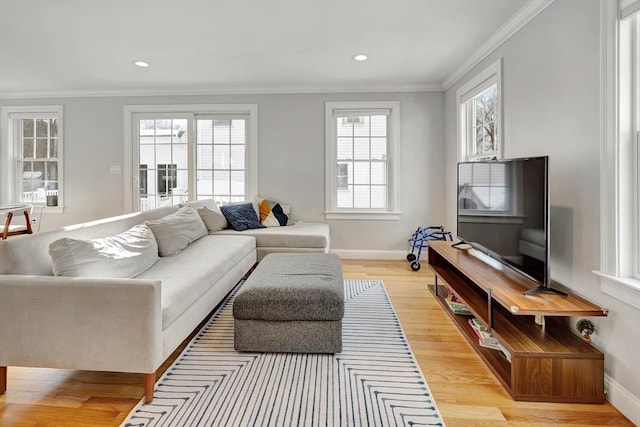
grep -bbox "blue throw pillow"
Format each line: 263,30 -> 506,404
220,203 -> 265,231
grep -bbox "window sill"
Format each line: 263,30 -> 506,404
324,211 -> 401,221
30,205 -> 64,215
593,270 -> 640,310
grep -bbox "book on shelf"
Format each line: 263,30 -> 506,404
445,293 -> 472,315
498,342 -> 512,362
468,318 -> 500,349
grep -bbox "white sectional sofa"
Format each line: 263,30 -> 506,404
0,200 -> 329,403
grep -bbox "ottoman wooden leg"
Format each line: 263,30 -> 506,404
144,372 -> 155,403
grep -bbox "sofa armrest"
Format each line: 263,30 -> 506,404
0,275 -> 162,374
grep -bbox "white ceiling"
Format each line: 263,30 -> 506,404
0,0 -> 536,98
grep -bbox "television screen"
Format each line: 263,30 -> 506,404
457,156 -> 549,287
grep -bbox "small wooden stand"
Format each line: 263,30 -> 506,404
428,241 -> 607,403
1,205 -> 33,240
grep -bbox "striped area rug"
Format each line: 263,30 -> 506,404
122,280 -> 445,427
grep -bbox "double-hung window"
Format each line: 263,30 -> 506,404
597,1 -> 640,308
1,105 -> 64,210
325,101 -> 400,220
457,59 -> 502,161
125,104 -> 257,212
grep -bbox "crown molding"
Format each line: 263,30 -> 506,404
442,0 -> 555,91
0,82 -> 444,100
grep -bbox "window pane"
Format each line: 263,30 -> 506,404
197,170 -> 213,195
370,138 -> 386,160
354,185 -> 370,208
197,120 -> 213,144
337,185 -> 353,208
22,119 -> 34,137
213,171 -> 229,195
371,185 -> 387,208
230,119 -> 245,144
23,138 -> 34,158
353,116 -> 370,137
213,120 -> 230,144
49,138 -> 58,158
337,118 -> 352,137
45,161 -> 57,182
35,119 -> 49,137
371,162 -> 386,185
230,171 -> 244,195
337,138 -> 352,160
353,162 -> 370,185
230,145 -> 244,170
173,144 -> 188,169
50,119 -> 58,138
197,145 -> 213,169
213,145 -> 230,169
370,115 -> 386,137
35,139 -> 47,158
354,138 -> 369,160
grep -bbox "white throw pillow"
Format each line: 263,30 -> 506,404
49,224 -> 159,278
145,206 -> 208,256
197,206 -> 228,232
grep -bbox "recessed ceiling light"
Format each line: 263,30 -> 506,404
352,54 -> 369,61
133,60 -> 150,68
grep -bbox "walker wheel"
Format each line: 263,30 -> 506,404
407,253 -> 416,262
410,261 -> 421,271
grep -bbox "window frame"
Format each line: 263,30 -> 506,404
324,101 -> 401,221
596,0 -> 640,309
0,105 -> 64,213
456,58 -> 503,162
123,104 -> 258,213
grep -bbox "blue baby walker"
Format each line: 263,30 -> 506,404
407,226 -> 453,271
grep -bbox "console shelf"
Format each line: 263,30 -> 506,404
427,241 -> 607,403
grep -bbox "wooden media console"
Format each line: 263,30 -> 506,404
427,241 -> 608,403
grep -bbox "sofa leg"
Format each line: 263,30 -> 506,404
144,372 -> 155,403
1,366 -> 6,394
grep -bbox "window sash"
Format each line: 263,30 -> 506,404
325,101 -> 400,220
333,113 -> 389,210
457,59 -> 502,163
1,106 -> 63,209
133,112 -> 250,211
195,115 -> 249,204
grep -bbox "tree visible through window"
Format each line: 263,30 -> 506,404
457,59 -> 502,162
471,86 -> 497,158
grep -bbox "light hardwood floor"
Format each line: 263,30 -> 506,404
0,260 -> 633,426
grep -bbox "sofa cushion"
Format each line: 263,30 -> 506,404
197,206 -> 228,232
145,206 -> 208,256
0,205 -> 180,276
215,222 -> 329,248
48,224 -> 159,278
257,198 -> 290,227
179,198 -> 219,212
220,202 -> 264,231
135,234 -> 256,329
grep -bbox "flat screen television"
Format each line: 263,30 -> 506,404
456,156 -> 562,295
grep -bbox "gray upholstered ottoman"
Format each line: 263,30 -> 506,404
233,253 -> 344,353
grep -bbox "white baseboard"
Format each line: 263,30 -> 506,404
606,374 -> 640,426
330,249 -> 426,260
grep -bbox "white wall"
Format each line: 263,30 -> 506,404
444,0 -> 639,423
0,91 -> 445,256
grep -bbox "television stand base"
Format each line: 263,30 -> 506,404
524,285 -> 567,296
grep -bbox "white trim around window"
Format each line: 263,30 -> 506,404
123,104 -> 258,213
595,0 -> 640,310
324,101 -> 401,220
456,58 -> 503,162
0,105 -> 64,213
